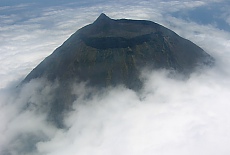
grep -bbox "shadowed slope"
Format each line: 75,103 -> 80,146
21,13 -> 214,127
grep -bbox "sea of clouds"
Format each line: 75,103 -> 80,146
1,0 -> 230,155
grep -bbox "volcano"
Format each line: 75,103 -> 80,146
21,13 -> 214,126
23,13 -> 213,88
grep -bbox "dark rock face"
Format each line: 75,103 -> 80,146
23,13 -> 213,88
21,13 -> 214,127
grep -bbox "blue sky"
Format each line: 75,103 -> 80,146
1,1 -> 230,155
172,1 -> 230,31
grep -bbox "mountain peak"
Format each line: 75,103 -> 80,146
23,15 -> 214,86
22,15 -> 214,127
94,13 -> 111,23
24,15 -> 214,88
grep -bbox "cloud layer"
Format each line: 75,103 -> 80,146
1,0 -> 230,155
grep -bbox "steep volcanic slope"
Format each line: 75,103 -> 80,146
23,13 -> 213,88
21,13 -> 214,126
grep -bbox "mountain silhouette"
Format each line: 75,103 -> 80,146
21,13 -> 214,127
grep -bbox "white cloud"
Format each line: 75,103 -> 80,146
1,0 -> 230,155
29,68 -> 230,155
